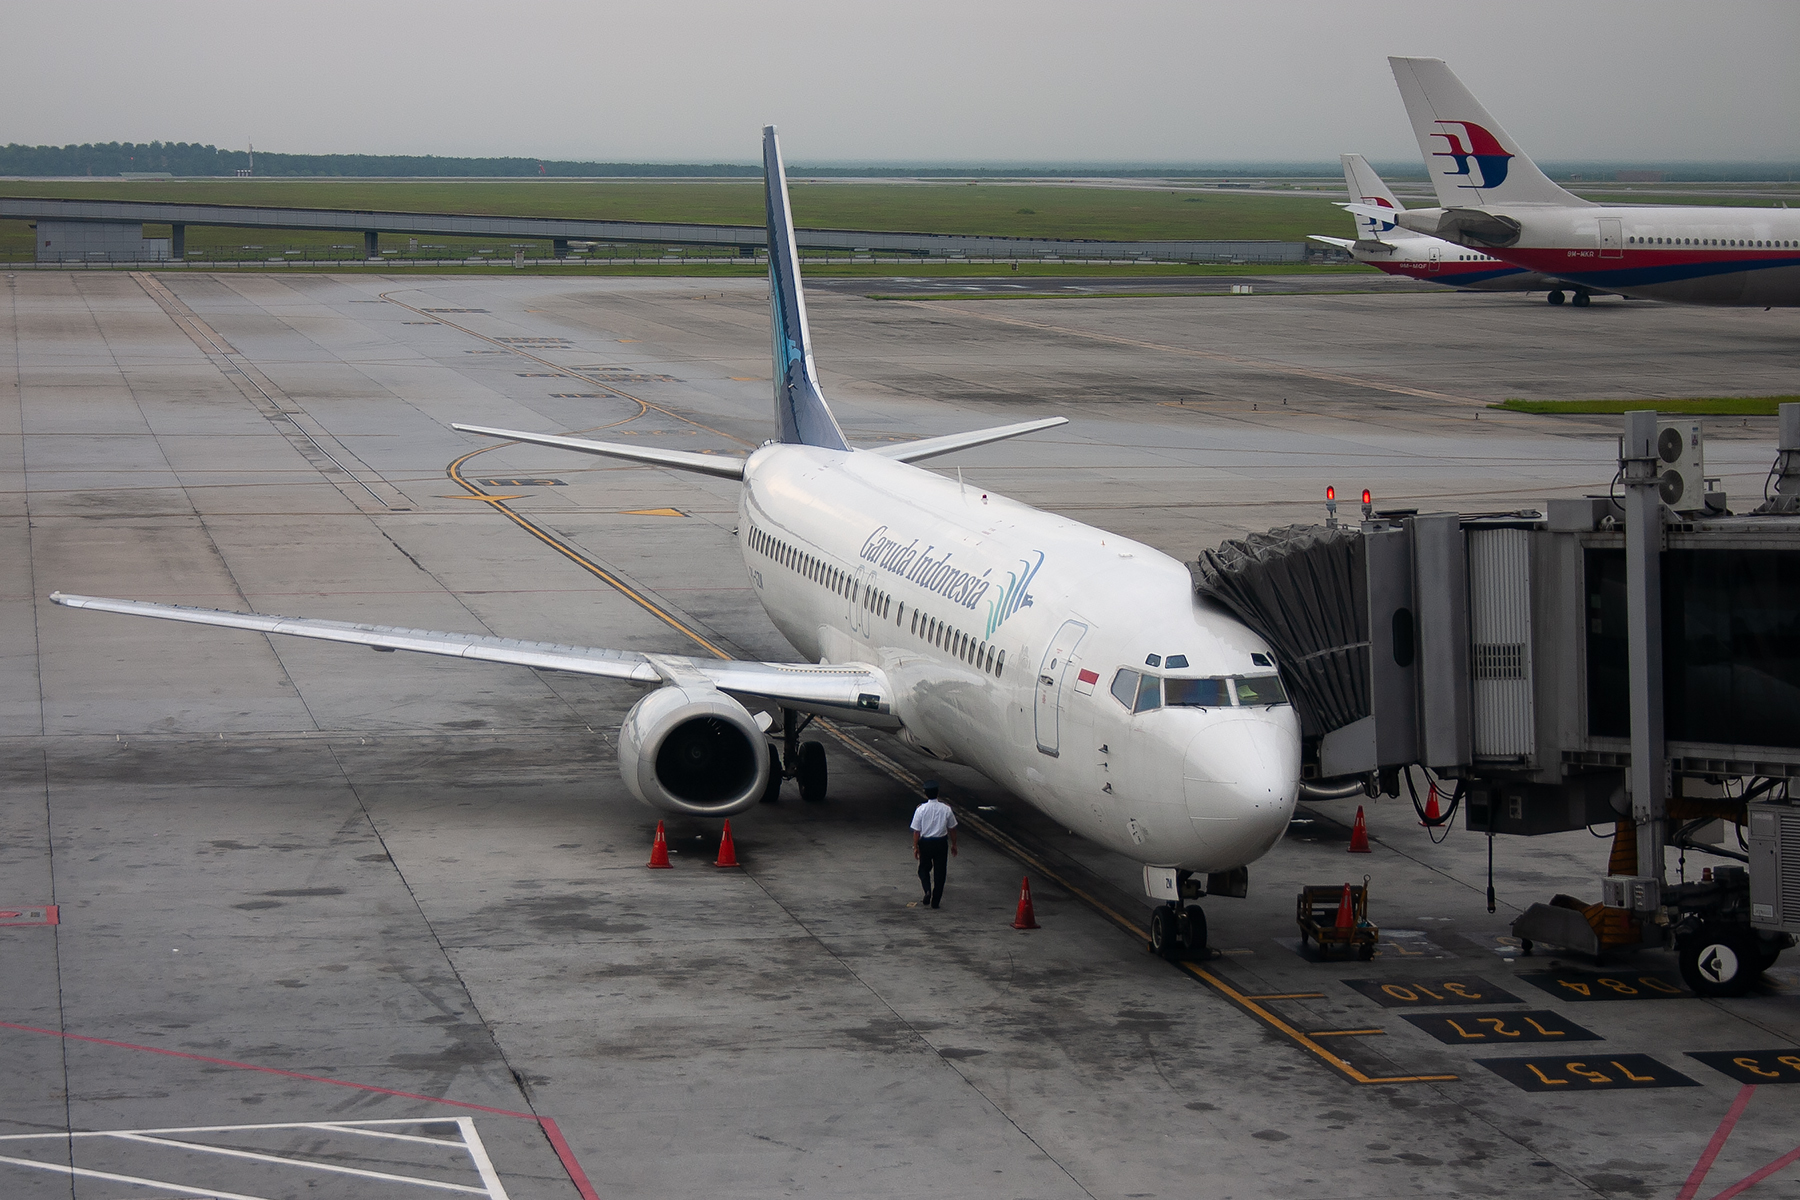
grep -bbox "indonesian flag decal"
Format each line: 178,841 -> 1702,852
1074,668 -> 1099,696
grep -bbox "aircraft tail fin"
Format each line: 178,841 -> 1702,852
1341,154 -> 1405,241
763,125 -> 849,450
1388,57 -> 1586,208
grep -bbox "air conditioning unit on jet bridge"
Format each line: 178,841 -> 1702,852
1649,419 -> 1705,512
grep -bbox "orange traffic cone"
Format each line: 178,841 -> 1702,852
647,821 -> 673,869
1418,782 -> 1442,826
714,819 -> 740,868
1334,882 -> 1356,930
1011,877 -> 1041,930
1348,805 -> 1371,853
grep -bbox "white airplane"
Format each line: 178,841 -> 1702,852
1348,58 -> 1800,307
50,126 -> 1301,959
1310,153 -> 1578,299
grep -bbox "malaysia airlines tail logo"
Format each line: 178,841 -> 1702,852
1359,196 -> 1397,234
1429,121 -> 1513,190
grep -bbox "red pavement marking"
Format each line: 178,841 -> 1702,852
1709,1145 -> 1800,1200
0,1020 -> 598,1200
0,905 -> 58,926
1679,1085 -> 1757,1200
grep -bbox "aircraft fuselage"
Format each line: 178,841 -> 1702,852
739,444 -> 1300,871
1418,204 -> 1800,306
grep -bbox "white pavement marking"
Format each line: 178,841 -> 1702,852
0,1117 -> 512,1199
0,1151 -> 276,1200
106,1132 -> 492,1194
457,1117 -> 511,1200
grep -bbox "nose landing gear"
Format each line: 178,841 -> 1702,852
1148,870 -> 1210,960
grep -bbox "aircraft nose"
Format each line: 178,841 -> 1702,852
1182,716 -> 1300,867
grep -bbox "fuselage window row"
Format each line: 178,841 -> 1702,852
751,525 -> 994,674
1625,237 -> 1792,248
907,605 -> 1002,677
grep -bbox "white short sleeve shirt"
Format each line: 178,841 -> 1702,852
911,799 -> 957,839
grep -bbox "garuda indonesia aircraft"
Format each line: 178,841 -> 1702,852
1346,58 -> 1800,307
1310,153 -> 1576,299
51,128 -> 1300,958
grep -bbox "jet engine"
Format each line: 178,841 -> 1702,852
617,685 -> 769,816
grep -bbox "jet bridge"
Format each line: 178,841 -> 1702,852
1195,406 -> 1800,995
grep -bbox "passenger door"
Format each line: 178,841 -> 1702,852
1034,619 -> 1088,757
1599,217 -> 1623,259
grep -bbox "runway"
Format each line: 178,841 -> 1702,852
4,270 -> 1798,1198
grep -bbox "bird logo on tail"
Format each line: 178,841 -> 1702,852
1429,121 -> 1513,190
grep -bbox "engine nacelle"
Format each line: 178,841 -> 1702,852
618,685 -> 769,816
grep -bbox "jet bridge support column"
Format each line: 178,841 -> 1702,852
1620,411 -> 1667,896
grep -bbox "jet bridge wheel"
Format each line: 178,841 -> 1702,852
1547,290 -> 1566,305
1678,924 -> 1760,998
797,740 -> 828,804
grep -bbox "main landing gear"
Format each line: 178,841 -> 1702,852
1546,289 -> 1593,307
1149,871 -> 1210,961
762,708 -> 828,804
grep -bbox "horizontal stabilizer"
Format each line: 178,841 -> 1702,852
1307,235 -> 1356,250
872,417 -> 1068,464
452,424 -> 746,479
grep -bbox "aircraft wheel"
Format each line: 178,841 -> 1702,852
1547,290 -> 1566,305
760,744 -> 783,804
1572,291 -> 1591,307
1149,905 -> 1180,960
1182,904 -> 1209,957
1678,925 -> 1759,997
796,740 -> 828,803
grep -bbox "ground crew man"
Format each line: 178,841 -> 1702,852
910,781 -> 958,908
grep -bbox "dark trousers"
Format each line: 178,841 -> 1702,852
917,837 -> 949,906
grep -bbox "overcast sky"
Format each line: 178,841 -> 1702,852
6,0 -> 1798,164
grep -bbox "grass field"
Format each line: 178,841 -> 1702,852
1495,396 -> 1799,415
0,178 -> 1347,240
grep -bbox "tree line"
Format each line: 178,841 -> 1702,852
0,142 -> 760,178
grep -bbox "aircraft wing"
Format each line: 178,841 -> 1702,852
48,592 -> 892,718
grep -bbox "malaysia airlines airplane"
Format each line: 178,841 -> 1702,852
1346,58 -> 1800,307
50,127 -> 1300,958
1309,153 -> 1570,296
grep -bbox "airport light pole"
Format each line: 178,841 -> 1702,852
1620,411 -> 1667,904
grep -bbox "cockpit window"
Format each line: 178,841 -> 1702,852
1134,673 -> 1162,713
1234,675 -> 1288,707
1110,668 -> 1139,709
1164,677 -> 1229,707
